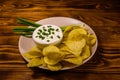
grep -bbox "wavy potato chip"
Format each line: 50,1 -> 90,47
63,26 -> 73,34
47,63 -> 62,71
63,56 -> 83,65
23,52 -> 38,60
28,46 -> 42,57
81,45 -> 91,60
86,34 -> 96,45
64,39 -> 86,56
44,56 -> 60,65
27,58 -> 42,67
67,28 -> 87,40
42,45 -> 59,56
89,34 -> 96,45
60,46 -> 78,58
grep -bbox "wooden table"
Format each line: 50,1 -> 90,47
0,0 -> 120,80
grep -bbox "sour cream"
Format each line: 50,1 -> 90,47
32,24 -> 63,46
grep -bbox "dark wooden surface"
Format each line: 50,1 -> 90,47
0,0 -> 120,80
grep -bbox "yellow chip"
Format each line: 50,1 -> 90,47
81,45 -> 91,60
27,58 -> 42,67
60,46 -> 77,58
89,34 -> 96,45
67,28 -> 87,40
41,57 -> 47,67
64,39 -> 86,56
44,56 -> 62,65
47,63 -> 62,71
86,34 -> 96,45
42,45 -> 59,56
23,52 -> 38,60
63,56 -> 83,65
63,26 -> 73,34
28,46 -> 42,57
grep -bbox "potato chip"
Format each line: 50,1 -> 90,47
63,26 -> 73,34
89,34 -> 96,45
23,52 -> 38,60
63,56 -> 83,65
47,63 -> 62,71
27,58 -> 42,67
28,46 -> 42,57
60,46 -> 77,58
42,45 -> 59,56
64,39 -> 86,56
40,57 -> 47,67
44,56 -> 60,65
86,34 -> 96,46
81,45 -> 90,60
67,28 -> 87,40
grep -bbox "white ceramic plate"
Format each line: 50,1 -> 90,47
19,17 -> 98,70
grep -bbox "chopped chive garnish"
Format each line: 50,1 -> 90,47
42,32 -> 46,35
41,37 -> 45,40
38,29 -> 42,32
47,40 -> 50,42
39,35 -> 42,38
57,35 -> 60,38
47,26 -> 52,28
44,29 -> 47,31
56,28 -> 59,31
36,36 -> 38,38
50,36 -> 53,39
52,32 -> 55,34
37,32 -> 40,35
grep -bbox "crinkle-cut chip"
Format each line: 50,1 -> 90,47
63,56 -> 83,65
28,46 -> 42,57
44,57 -> 60,65
47,63 -> 62,71
67,28 -> 87,40
64,39 -> 86,56
23,52 -> 38,60
42,45 -> 59,56
81,45 -> 91,60
27,58 -> 42,67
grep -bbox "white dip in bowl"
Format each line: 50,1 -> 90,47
32,24 -> 63,46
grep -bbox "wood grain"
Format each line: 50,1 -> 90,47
0,0 -> 120,80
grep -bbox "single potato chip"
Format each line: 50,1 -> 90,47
64,39 -> 86,56
89,34 -> 96,45
23,52 -> 38,60
28,46 -> 42,57
63,26 -> 73,34
67,28 -> 87,40
47,63 -> 62,71
63,56 -> 83,65
86,34 -> 96,46
44,56 -> 62,65
42,45 -> 59,56
81,45 -> 91,60
27,58 -> 42,67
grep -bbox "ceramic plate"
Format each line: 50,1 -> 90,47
19,17 -> 98,70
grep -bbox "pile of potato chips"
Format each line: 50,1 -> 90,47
23,25 -> 96,71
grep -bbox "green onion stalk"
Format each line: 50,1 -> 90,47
13,17 -> 66,37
